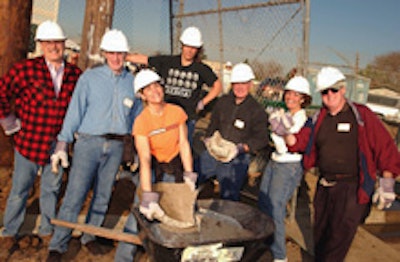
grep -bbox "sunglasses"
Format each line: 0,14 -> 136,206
321,88 -> 340,95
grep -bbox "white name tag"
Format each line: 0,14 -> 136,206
123,98 -> 133,108
234,119 -> 245,129
337,123 -> 350,132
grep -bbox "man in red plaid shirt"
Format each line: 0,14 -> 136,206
0,20 -> 82,249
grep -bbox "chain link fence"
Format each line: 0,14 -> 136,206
34,0 -> 306,79
33,0 -> 306,100
170,0 -> 306,81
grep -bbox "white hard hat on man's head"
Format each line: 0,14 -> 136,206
134,69 -> 161,94
316,66 -> 346,92
180,26 -> 203,48
100,29 -> 129,52
35,20 -> 66,41
230,63 -> 255,83
285,76 -> 311,95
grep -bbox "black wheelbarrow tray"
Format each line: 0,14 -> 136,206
133,198 -> 274,262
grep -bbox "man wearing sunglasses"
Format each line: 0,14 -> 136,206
283,66 -> 400,262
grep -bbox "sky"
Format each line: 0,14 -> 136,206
57,0 -> 400,69
310,0 -> 400,69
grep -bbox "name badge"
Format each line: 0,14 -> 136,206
337,123 -> 350,132
123,98 -> 133,108
234,119 -> 245,129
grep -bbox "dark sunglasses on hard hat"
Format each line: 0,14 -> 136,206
321,88 -> 340,95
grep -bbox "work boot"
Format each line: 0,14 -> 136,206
46,250 -> 62,262
84,240 -> 105,255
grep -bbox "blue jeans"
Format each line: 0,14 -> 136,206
49,135 -> 123,253
198,150 -> 250,201
114,173 -> 175,262
2,149 -> 63,237
187,119 -> 196,148
258,160 -> 303,260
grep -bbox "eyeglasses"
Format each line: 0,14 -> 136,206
321,88 -> 340,95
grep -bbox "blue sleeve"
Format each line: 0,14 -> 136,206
128,98 -> 143,132
57,74 -> 89,142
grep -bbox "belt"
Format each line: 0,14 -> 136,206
100,134 -> 126,141
322,173 -> 358,182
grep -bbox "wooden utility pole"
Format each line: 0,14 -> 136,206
0,0 -> 32,166
78,0 -> 115,70
0,0 -> 32,77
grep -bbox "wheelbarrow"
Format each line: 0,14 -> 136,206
132,198 -> 274,262
52,183 -> 274,261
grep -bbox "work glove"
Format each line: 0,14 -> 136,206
0,114 -> 21,136
196,100 -> 205,112
50,141 -> 69,174
372,177 -> 396,210
268,108 -> 294,136
221,143 -> 247,163
205,131 -> 244,163
183,171 -> 198,191
139,191 -> 165,221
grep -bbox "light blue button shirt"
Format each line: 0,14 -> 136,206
58,64 -> 142,143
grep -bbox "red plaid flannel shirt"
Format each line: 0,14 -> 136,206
0,56 -> 82,165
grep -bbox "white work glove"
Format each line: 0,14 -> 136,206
224,143 -> 246,162
196,100 -> 205,112
0,114 -> 21,135
227,143 -> 246,159
183,171 -> 198,191
139,191 -> 165,221
204,131 -> 244,163
50,141 -> 69,174
372,177 -> 396,210
268,108 -> 294,136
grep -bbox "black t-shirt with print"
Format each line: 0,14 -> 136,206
149,55 -> 217,120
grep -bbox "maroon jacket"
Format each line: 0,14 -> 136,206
0,56 -> 82,165
288,100 -> 400,204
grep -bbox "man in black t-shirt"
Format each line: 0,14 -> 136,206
126,27 -> 222,145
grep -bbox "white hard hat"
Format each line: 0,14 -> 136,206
134,69 -> 161,94
230,63 -> 255,83
316,66 -> 346,92
285,76 -> 311,95
35,20 -> 66,41
100,29 -> 129,52
180,26 -> 203,48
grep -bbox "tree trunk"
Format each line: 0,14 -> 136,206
0,0 -> 32,166
78,0 -> 115,70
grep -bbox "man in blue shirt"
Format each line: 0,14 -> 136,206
46,29 -> 142,261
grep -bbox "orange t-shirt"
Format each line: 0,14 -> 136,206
133,103 -> 188,162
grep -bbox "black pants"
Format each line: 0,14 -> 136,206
152,154 -> 183,183
313,181 -> 368,262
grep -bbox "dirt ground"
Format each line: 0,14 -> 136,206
0,166 -> 311,262
0,166 -> 129,262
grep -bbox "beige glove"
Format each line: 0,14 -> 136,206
205,131 -> 238,163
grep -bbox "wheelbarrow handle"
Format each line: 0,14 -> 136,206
51,218 -> 142,245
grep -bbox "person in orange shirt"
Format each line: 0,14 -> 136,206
114,69 -> 196,261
